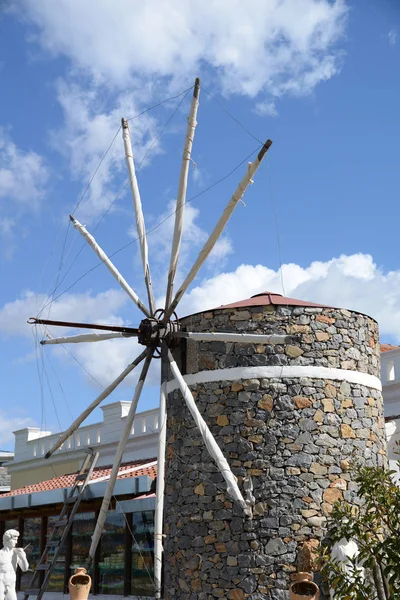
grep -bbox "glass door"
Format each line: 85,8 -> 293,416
98,511 -> 125,595
46,515 -> 66,592
20,518 -> 41,591
131,511 -> 154,597
71,511 -> 95,581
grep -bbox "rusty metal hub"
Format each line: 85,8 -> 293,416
137,311 -> 179,349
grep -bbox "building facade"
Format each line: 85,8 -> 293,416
381,344 -> 400,478
0,403 -> 159,598
8,402 -> 159,489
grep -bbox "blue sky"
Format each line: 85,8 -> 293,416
0,0 -> 399,449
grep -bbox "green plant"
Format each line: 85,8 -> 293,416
320,462 -> 400,600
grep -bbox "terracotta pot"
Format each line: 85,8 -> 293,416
69,567 -> 92,600
289,572 -> 320,600
292,572 -> 314,583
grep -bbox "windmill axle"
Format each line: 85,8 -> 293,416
137,316 -> 179,348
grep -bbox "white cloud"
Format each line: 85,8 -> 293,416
178,253 -> 400,341
0,218 -> 14,235
0,288 -> 129,338
63,335 -> 161,389
0,131 -> 48,255
15,0 -> 348,99
0,130 -> 48,208
0,287 -> 159,388
388,29 -> 397,47
191,165 -> 206,187
254,101 -> 279,117
6,252 -> 400,390
10,0 -> 349,222
146,201 -> 233,295
0,217 -> 16,260
0,411 -> 36,446
65,335 -> 144,387
54,81 -> 159,220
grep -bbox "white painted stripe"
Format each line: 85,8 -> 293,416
165,365 -> 382,393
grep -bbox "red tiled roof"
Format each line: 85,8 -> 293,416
183,291 -> 333,319
2,458 -> 157,497
380,344 -> 400,353
215,291 -> 332,310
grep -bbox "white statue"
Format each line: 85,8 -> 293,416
0,529 -> 29,600
330,537 -> 364,599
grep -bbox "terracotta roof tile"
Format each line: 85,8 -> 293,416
380,344 -> 400,353
183,291 -> 334,319
3,458 -> 157,497
215,291 -> 332,310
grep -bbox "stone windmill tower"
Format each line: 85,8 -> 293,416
163,291 -> 387,599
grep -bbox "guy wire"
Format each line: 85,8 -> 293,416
40,87 -> 193,315
39,143 -> 263,312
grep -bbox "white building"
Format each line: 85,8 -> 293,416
381,344 -> 400,477
1,403 -> 158,598
7,401 -> 159,489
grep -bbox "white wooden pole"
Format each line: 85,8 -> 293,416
175,332 -> 297,344
41,331 -> 131,345
70,215 -> 151,318
165,78 -> 200,311
89,350 -> 153,560
154,379 -> 167,598
167,349 -> 251,517
44,349 -> 147,459
121,118 -> 156,315
164,140 -> 272,321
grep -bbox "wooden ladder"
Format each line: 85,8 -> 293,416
23,448 -> 99,600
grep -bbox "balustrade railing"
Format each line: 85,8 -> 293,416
17,408 -> 159,461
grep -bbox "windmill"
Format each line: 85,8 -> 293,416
28,78 -> 282,598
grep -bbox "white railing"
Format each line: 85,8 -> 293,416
17,408 -> 159,461
131,412 -> 159,436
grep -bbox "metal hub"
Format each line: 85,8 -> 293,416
137,310 -> 179,349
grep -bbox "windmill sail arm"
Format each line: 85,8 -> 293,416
165,78 -> 200,310
154,380 -> 167,599
41,332 -> 130,345
174,332 -> 299,344
166,348 -> 251,516
165,139 -> 272,320
89,350 -> 153,560
70,215 -> 151,318
44,349 -> 148,459
28,317 -> 139,336
122,119 -> 155,315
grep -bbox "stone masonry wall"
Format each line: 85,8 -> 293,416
163,304 -> 387,600
0,467 -> 10,490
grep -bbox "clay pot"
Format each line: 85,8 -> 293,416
292,572 -> 314,583
289,572 -> 320,600
69,567 -> 92,600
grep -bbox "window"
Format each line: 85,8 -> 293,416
0,505 -> 156,597
46,516 -> 66,592
131,511 -> 154,597
4,518 -> 18,531
388,360 -> 395,381
20,518 -> 41,592
98,511 -> 125,595
71,512 -> 95,581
